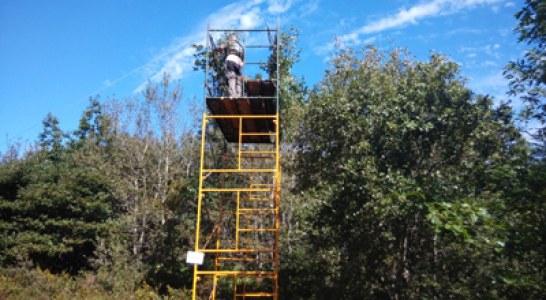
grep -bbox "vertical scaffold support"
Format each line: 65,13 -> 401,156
190,26 -> 280,300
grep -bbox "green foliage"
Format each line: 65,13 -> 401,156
0,129 -> 113,273
274,27 -> 308,144
504,0 -> 546,141
73,97 -> 114,148
0,82 -> 200,295
292,46 -> 540,298
0,267 -> 191,299
1,27 -> 544,299
192,33 -> 242,96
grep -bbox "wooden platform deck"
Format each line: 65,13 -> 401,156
206,79 -> 277,144
206,97 -> 276,143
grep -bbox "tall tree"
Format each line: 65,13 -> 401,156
504,0 -> 546,142
73,97 -> 114,148
293,46 -> 531,299
39,113 -> 66,161
91,75 -> 200,292
0,114 -> 113,273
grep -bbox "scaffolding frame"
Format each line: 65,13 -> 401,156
204,25 -> 280,113
191,26 -> 281,300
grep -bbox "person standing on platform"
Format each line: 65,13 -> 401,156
221,34 -> 245,97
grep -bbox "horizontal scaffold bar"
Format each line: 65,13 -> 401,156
208,29 -> 277,32
205,96 -> 277,100
217,209 -> 277,215
217,257 -> 275,262
239,208 -> 277,212
238,228 -> 277,232
241,132 -> 277,136
240,150 -> 277,154
239,212 -> 276,216
246,45 -> 274,48
197,248 -> 275,253
235,293 -> 276,297
204,114 -> 277,119
201,188 -> 272,192
242,197 -> 274,201
202,169 -> 276,173
196,270 -> 276,276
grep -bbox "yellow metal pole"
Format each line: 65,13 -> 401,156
206,114 -> 277,119
212,227 -> 221,300
212,275 -> 218,300
274,114 -> 280,300
191,264 -> 198,300
192,114 -> 209,300
236,191 -> 240,250
238,116 -> 242,170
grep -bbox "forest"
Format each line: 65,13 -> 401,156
0,1 -> 544,299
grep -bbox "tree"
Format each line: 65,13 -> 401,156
0,114 -> 113,273
504,0 -> 546,142
293,46 -> 532,298
39,113 -> 66,161
73,97 -> 114,148
88,74 -> 201,293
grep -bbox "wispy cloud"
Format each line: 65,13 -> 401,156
299,0 -> 319,17
468,72 -> 508,98
267,0 -> 293,14
133,0 -> 298,92
446,28 -> 484,36
459,43 -> 501,59
335,0 -> 500,47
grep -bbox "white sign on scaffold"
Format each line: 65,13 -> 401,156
186,251 -> 205,265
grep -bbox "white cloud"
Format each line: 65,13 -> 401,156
241,7 -> 264,28
133,0 -> 283,92
267,0 -> 293,14
468,72 -> 508,95
446,28 -> 484,36
483,60 -> 499,67
298,0 -> 318,17
336,0 -> 500,47
102,79 -> 113,88
505,2 -> 515,7
350,2 -> 442,36
459,43 -> 501,60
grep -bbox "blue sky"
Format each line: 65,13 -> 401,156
0,0 -> 525,153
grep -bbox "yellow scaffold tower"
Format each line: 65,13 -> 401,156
188,26 -> 281,300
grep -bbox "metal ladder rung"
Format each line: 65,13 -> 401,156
239,208 -> 276,212
236,292 -> 275,297
202,188 -> 271,192
202,169 -> 276,173
196,270 -> 276,276
197,249 -> 275,253
217,257 -> 274,263
240,150 -> 276,154
240,132 -> 276,136
242,198 -> 274,201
